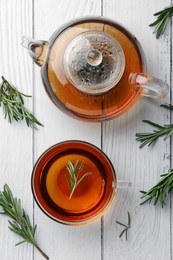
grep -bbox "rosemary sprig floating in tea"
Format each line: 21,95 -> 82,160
0,184 -> 49,260
0,76 -> 43,128
136,104 -> 173,148
140,169 -> 173,207
116,212 -> 131,241
149,5 -> 173,38
65,160 -> 92,199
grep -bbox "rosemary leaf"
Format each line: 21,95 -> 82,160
160,104 -> 173,110
142,120 -> 164,129
119,228 -> 128,239
115,221 -> 128,228
76,172 -> 92,186
127,212 -> 131,226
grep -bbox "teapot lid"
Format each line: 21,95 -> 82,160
63,30 -> 125,95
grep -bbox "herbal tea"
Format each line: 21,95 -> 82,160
25,17 -> 167,121
32,141 -> 116,225
42,153 -> 105,213
44,19 -> 143,120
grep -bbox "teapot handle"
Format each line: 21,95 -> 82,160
129,73 -> 169,99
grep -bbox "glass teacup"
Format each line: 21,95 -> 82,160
31,140 -> 129,225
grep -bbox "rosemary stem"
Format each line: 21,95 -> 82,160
69,187 -> 75,200
1,76 -> 6,83
33,243 -> 49,260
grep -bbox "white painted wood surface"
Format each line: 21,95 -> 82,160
0,1 -> 172,260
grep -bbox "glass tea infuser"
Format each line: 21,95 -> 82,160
22,16 -> 169,121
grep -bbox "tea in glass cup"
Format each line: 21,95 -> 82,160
31,140 -> 116,225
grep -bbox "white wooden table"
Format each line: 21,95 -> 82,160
0,1 -> 172,259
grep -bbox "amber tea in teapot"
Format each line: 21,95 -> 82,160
23,17 -> 169,121
48,21 -> 142,118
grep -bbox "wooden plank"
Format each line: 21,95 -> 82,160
33,1 -> 102,260
171,4 -> 173,260
0,0 -> 33,259
102,1 -> 171,260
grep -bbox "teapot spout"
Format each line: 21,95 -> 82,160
21,36 -> 49,66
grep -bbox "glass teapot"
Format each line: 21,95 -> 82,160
22,17 -> 169,122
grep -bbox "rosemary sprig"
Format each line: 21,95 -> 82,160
136,120 -> 173,148
116,212 -> 131,241
0,184 -> 49,260
0,76 -> 43,128
149,5 -> 173,38
160,103 -> 173,110
140,169 -> 173,207
136,104 -> 173,148
65,160 -> 92,199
